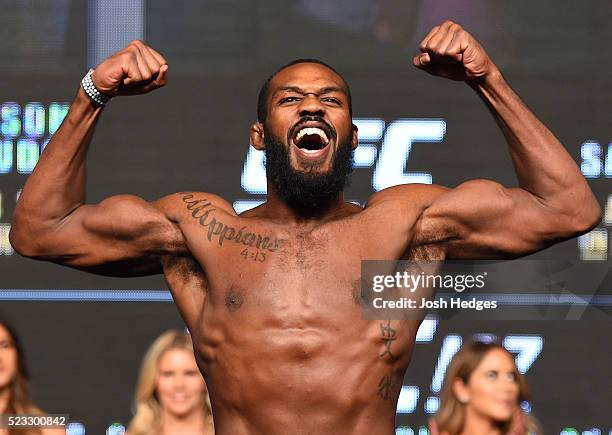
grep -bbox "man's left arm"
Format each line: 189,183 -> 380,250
410,21 -> 601,258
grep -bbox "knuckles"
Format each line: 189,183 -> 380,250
96,40 -> 167,93
124,50 -> 137,60
421,21 -> 471,57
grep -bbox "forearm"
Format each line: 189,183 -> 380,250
12,88 -> 102,231
472,68 -> 600,221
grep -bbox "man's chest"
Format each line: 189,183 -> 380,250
182,207 -> 416,275
207,235 -> 365,318
170,208 -> 436,325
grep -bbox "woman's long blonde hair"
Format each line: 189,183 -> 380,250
433,341 -> 541,435
127,329 -> 213,435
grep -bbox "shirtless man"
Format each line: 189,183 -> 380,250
9,22 -> 600,434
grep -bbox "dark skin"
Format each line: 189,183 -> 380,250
10,22 -> 600,435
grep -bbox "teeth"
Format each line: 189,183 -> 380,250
295,127 -> 329,144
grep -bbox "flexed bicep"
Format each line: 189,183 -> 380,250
414,179 -> 594,259
11,194 -> 186,276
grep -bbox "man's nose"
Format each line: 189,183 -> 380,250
298,94 -> 325,117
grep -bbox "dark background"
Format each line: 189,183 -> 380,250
0,0 -> 610,433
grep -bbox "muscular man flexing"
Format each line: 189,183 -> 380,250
10,22 -> 600,434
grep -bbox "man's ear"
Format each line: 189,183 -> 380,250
250,123 -> 265,150
351,123 -> 358,150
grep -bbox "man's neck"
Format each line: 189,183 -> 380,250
256,183 -> 356,224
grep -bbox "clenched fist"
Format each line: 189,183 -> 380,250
413,21 -> 495,83
91,40 -> 168,96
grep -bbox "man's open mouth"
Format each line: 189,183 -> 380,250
291,123 -> 333,158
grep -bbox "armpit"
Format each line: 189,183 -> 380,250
404,242 -> 446,261
162,254 -> 208,286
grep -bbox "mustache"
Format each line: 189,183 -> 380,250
287,116 -> 337,142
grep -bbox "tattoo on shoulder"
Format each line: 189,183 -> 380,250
181,194 -> 283,257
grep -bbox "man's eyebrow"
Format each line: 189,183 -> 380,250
274,85 -> 347,97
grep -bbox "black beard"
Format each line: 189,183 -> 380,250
264,126 -> 354,218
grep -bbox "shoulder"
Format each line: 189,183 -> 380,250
359,184 -> 451,250
366,180 -> 508,218
365,183 -> 450,211
364,184 -> 453,249
151,192 -> 236,220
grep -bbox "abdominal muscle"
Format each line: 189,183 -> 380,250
192,300 -> 417,435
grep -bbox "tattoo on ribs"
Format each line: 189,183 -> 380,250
377,375 -> 396,400
379,320 -> 397,360
182,194 -> 282,253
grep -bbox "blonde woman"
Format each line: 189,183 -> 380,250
429,341 -> 541,435
0,320 -> 65,435
127,330 -> 214,435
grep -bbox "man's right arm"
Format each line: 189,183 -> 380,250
10,41 -> 182,276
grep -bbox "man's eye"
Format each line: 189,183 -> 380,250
280,97 -> 300,103
322,97 -> 340,104
486,370 -> 498,379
